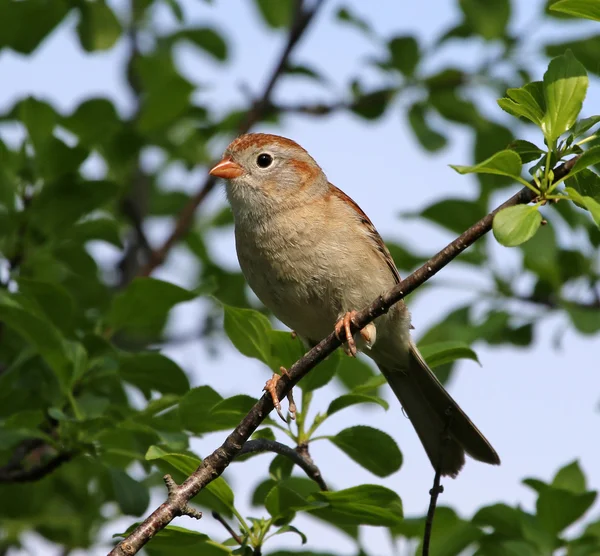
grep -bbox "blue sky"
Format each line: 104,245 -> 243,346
1,0 -> 599,554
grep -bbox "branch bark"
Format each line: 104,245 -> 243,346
109,156 -> 580,556
238,439 -> 328,490
139,0 -> 326,277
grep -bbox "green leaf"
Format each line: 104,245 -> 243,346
565,186 -> 600,227
416,507 -> 483,555
571,115 -> 600,138
553,460 -> 587,494
254,0 -> 293,28
173,28 -> 228,61
107,278 -> 196,333
508,140 -> 545,164
335,356 -> 380,393
459,0 -> 510,40
546,36 -> 600,77
388,36 -> 419,76
493,205 -> 542,247
145,446 -> 235,516
418,341 -> 479,368
67,217 -> 123,248
0,290 -> 72,390
407,103 -> 447,152
473,503 -> 525,538
77,0 -> 122,51
411,198 -> 486,235
178,387 -> 256,434
271,524 -> 307,545
498,83 -> 546,125
336,6 -> 372,35
565,303 -> 600,334
451,150 -> 523,180
566,147 -> 600,179
327,393 -> 389,416
550,0 -> 600,21
265,483 -> 308,520
328,425 -> 402,477
299,352 -> 339,392
63,98 -> 121,145
537,485 -> 597,535
0,0 -> 70,54
351,89 -> 395,120
118,352 -> 190,396
108,468 -> 149,516
309,484 -> 403,526
223,305 -> 272,365
17,278 -> 75,334
542,51 -> 588,142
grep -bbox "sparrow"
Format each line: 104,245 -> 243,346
210,133 -> 500,477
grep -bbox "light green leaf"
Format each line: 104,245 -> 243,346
265,483 -> 308,520
566,147 -> 600,179
418,341 -> 480,368
553,460 -> 587,494
570,114 -> 600,138
498,85 -> 545,125
451,150 -> 523,180
493,205 -> 542,247
328,425 -> 402,477
223,304 -> 273,365
565,186 -> 600,227
459,0 -> 510,40
508,140 -> 545,164
542,50 -> 588,142
550,0 -> 600,21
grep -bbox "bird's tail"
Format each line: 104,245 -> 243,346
378,344 -> 500,477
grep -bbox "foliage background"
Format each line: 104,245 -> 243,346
1,0 -> 600,554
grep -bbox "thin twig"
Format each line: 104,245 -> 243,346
211,512 -> 243,545
238,439 -> 328,490
139,0 -> 326,276
422,407 -> 454,556
108,156 -> 580,556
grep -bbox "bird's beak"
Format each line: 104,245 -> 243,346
209,157 -> 244,179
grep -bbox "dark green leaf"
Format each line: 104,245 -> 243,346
351,89 -> 395,120
571,115 -> 600,138
17,278 -> 75,334
108,468 -> 149,516
388,36 -> 419,76
413,198 -> 486,235
327,393 -> 389,416
173,28 -> 228,61
265,483 -> 308,520
565,303 -> 600,333
254,0 -> 293,28
407,103 -> 447,152
299,352 -> 339,392
543,50 -> 588,142
336,6 -> 372,35
566,147 -> 600,180
335,356 -> 380,393
63,98 -> 121,145
508,140 -> 545,164
553,460 -> 587,494
416,507 -> 483,555
118,352 -> 190,396
107,278 -> 196,333
493,205 -> 542,247
473,503 -> 525,538
328,425 -> 402,477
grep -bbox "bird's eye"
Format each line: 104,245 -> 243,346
256,153 -> 273,168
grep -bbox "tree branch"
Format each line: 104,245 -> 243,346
422,408 -> 454,556
211,512 -> 243,545
0,450 -> 74,483
238,439 -> 328,490
109,155 -> 580,556
139,0 -> 326,277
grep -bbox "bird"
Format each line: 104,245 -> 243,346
209,132 -> 500,477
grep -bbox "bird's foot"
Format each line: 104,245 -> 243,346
334,311 -> 376,356
264,367 -> 296,422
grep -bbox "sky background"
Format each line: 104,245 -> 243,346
1,0 -> 599,554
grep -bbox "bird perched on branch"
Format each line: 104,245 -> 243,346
210,133 -> 500,477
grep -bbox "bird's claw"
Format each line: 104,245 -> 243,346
264,367 -> 296,422
334,311 -> 376,356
